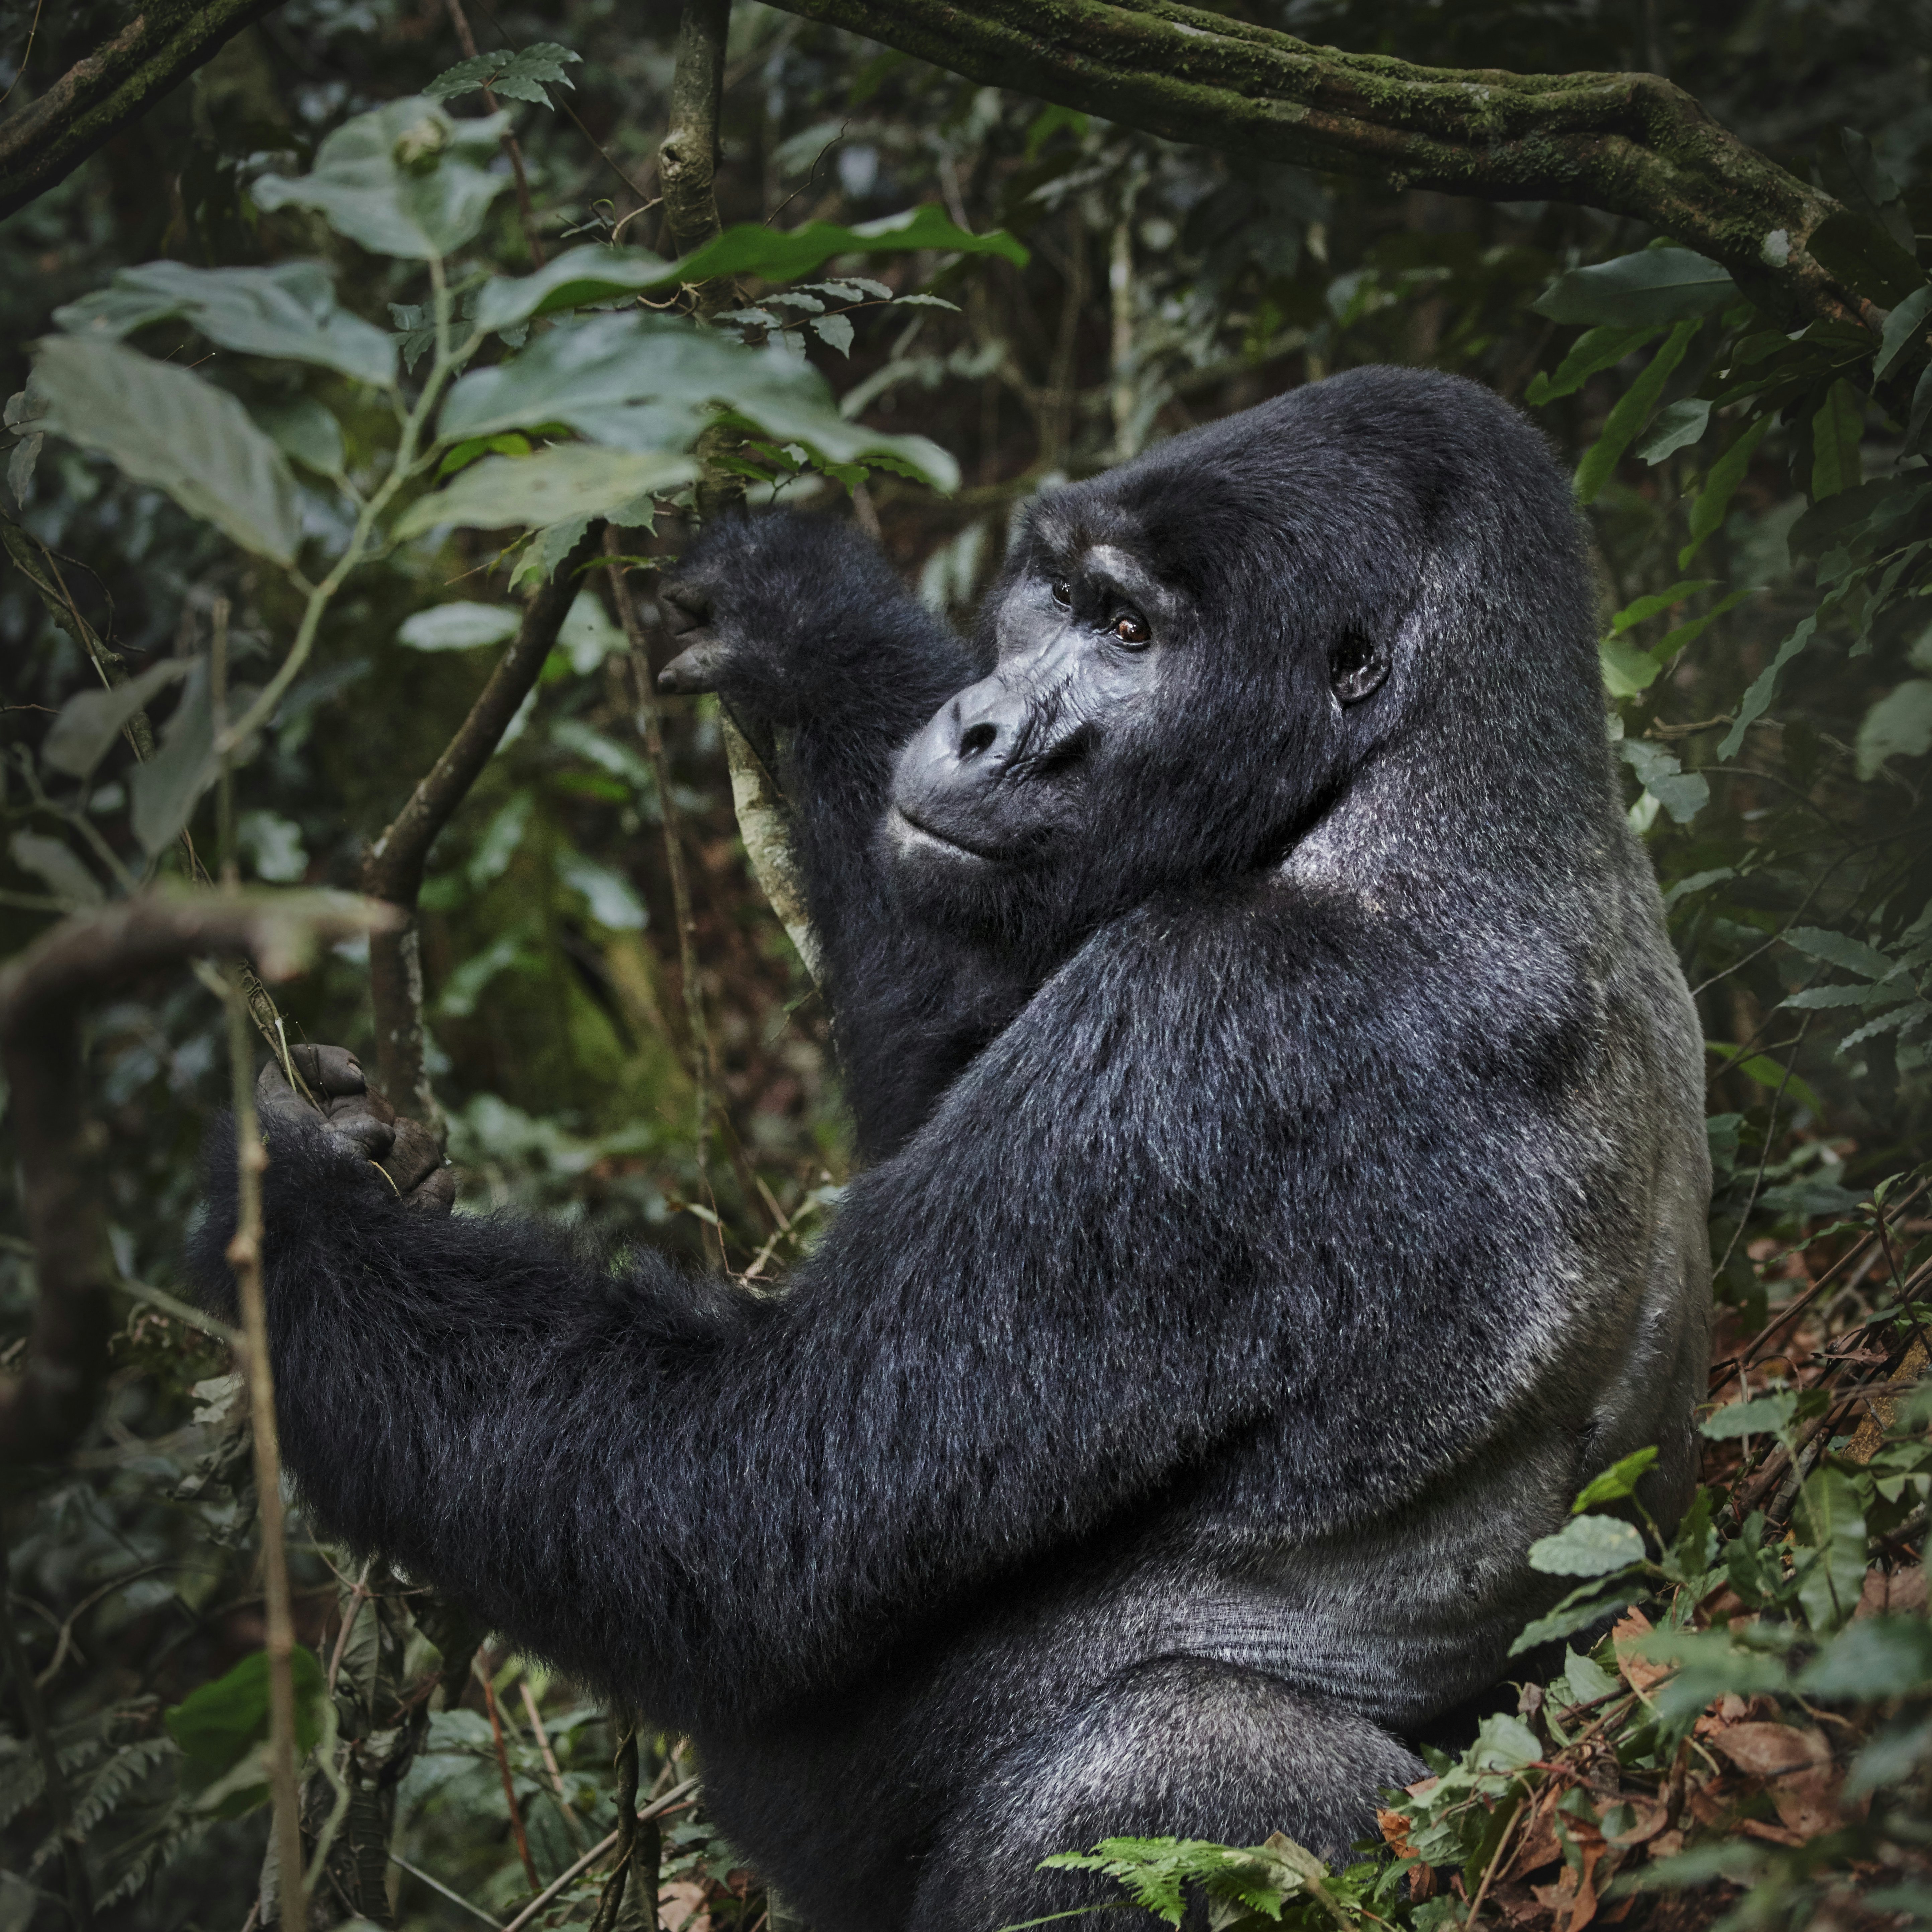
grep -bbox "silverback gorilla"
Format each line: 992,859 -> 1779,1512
193,367 -> 1713,1932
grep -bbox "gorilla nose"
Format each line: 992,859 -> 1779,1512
891,676 -> 1036,851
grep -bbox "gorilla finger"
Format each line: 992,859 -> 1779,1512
380,1118 -> 444,1195
660,583 -> 711,634
321,1098 -> 397,1160
291,1044 -> 369,1100
659,636 -> 730,694
403,1165 -> 457,1217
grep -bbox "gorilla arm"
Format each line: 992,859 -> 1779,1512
659,513 -> 1029,1157
190,888 -> 1536,1735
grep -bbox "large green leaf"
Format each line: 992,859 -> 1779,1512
1856,679 -> 1932,776
426,41 -> 581,106
1806,209 -> 1925,309
1877,284 -> 1932,382
130,662 -> 217,856
669,204 -> 1028,286
1527,1514 -> 1646,1576
1533,248 -> 1734,327
53,261 -> 395,388
1792,1465 -> 1868,1634
252,97 -> 511,261
33,337 -> 303,565
393,446 -> 700,538
41,658 -> 188,779
165,1646 -> 326,1818
472,245 -> 677,331
1574,317 -> 1699,504
438,313 -> 958,489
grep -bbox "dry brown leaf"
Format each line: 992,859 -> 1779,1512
1505,1800 -> 1563,1880
658,1879 -> 711,1932
1736,1817 -> 1806,1848
1611,1607 -> 1670,1700
1856,1563 -> 1929,1619
1376,1808 -> 1413,1857
1605,1799 -> 1670,1848
1706,1722 -> 1842,1836
1648,1828 -> 1686,1860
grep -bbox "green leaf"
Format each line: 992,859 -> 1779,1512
1561,1646 -> 1618,1704
1533,248 -> 1734,327
1856,679 -> 1932,776
438,313 -> 957,489
252,97 -> 512,261
472,245 -> 677,331
1848,1715 -> 1932,1797
1876,285 -> 1932,382
33,337 -> 303,565
1571,1446 -> 1659,1512
1806,209 -> 1925,308
7,832 -> 104,906
1811,377 -> 1865,499
393,446 -> 700,539
668,204 -> 1028,286
1620,738 -> 1708,821
558,850 -> 647,929
1843,128 -> 1903,208
1679,413 -> 1773,568
130,661 -> 216,856
41,658 -> 188,778
164,1646 -> 326,1796
1525,324 -> 1659,405
1792,1464 -> 1868,1634
1510,1580 -> 1647,1655
1608,579 -> 1720,632
1782,926 -> 1895,979
811,312 -> 856,357
1575,317 -> 1699,505
1719,611 -> 1817,758
425,41 -> 581,106
396,602 -> 522,651
1796,1616 -> 1932,1700
1637,398 -> 1711,462
1528,1514 -> 1646,1576
54,261 -> 396,388
255,397 -> 347,480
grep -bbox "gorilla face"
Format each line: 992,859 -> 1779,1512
886,543 -> 1173,875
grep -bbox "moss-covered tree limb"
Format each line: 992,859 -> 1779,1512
759,0 -> 1856,324
0,0 -> 285,221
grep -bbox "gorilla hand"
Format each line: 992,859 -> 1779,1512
257,1044 -> 455,1216
656,576 -> 732,697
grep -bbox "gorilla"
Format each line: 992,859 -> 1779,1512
192,367 -> 1712,1932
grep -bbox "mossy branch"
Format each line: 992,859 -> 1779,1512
760,0 -> 1855,324
0,0 -> 285,221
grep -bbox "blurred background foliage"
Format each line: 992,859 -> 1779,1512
1,0 -> 1931,1926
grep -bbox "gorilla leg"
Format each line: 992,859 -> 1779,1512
908,1658 -> 1421,1932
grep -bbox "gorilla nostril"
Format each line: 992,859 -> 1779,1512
959,722 -> 998,759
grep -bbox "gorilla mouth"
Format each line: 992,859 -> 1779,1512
891,805 -> 1004,863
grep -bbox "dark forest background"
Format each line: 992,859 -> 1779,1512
2,1 -> 1930,1929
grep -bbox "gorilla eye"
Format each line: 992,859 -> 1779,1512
1113,612 -> 1151,647
1330,628 -> 1389,704
1051,578 -> 1072,607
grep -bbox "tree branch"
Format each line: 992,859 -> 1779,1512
0,891 -> 394,1465
758,0 -> 1854,324
360,525 -> 606,1133
0,0 -> 285,222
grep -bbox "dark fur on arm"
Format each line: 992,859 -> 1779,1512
669,512 -> 1034,1154
188,887 -> 1541,1735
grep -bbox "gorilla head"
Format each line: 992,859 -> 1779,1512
883,367 -> 1606,960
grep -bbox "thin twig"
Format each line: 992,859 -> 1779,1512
521,1682 -> 588,1849
215,615 -> 306,1930
588,1720 -> 642,1932
606,529 -> 719,1232
498,1778 -> 700,1932
392,1853 -> 507,1929
479,1660 -> 540,1889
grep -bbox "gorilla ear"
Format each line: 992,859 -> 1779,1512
1329,628 -> 1390,705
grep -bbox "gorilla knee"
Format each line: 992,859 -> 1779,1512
910,1660 -> 1422,1932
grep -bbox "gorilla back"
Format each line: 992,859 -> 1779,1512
192,367 -> 1711,1932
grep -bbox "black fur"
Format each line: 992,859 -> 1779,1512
190,369 -> 1711,1932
